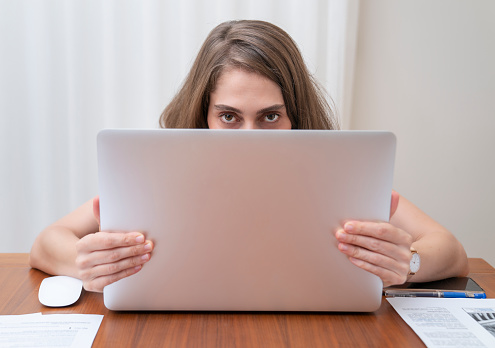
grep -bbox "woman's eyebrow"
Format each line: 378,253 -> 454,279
214,104 -> 243,114
256,104 -> 285,115
213,104 -> 286,115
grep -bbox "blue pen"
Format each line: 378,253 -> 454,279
443,291 -> 486,299
384,290 -> 486,298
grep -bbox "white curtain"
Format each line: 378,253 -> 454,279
0,0 -> 359,252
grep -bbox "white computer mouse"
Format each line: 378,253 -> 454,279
38,276 -> 83,307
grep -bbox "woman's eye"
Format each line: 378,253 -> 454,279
264,114 -> 280,122
220,114 -> 236,123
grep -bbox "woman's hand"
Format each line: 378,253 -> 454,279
75,231 -> 153,292
74,196 -> 154,292
334,191 -> 413,287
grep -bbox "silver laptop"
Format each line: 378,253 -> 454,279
97,129 -> 396,312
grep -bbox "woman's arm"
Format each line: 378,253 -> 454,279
390,194 -> 469,282
29,197 -> 154,292
335,192 -> 468,286
29,199 -> 97,277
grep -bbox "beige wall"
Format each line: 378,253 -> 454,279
351,1 -> 495,266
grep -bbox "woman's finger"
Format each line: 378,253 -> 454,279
78,252 -> 151,281
347,256 -> 409,287
76,231 -> 147,253
82,264 -> 144,292
343,221 -> 413,247
335,229 -> 410,262
76,239 -> 153,270
337,240 -> 410,275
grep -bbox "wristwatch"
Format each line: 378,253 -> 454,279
409,247 -> 421,276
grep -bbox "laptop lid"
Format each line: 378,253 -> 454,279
97,129 -> 396,312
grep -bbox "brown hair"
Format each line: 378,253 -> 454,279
159,20 -> 338,130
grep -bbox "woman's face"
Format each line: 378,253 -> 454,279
207,68 -> 292,130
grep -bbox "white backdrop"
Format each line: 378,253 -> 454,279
351,0 -> 495,266
0,0 -> 359,252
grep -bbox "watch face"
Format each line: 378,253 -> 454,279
410,253 -> 421,273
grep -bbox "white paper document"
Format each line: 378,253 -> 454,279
0,313 -> 103,348
388,298 -> 495,348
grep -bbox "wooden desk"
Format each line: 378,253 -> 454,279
1,254 -> 493,347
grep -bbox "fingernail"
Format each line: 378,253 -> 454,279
336,230 -> 346,241
136,235 -> 144,243
144,242 -> 152,251
339,243 -> 348,251
141,253 -> 150,261
344,223 -> 354,232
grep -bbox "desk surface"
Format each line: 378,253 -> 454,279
1,254 -> 494,348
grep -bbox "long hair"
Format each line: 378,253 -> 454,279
159,20 -> 338,130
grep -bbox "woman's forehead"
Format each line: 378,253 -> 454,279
210,68 -> 283,104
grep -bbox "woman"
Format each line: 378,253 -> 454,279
29,20 -> 468,292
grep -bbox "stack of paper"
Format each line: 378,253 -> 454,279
0,313 -> 103,348
388,298 -> 495,348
